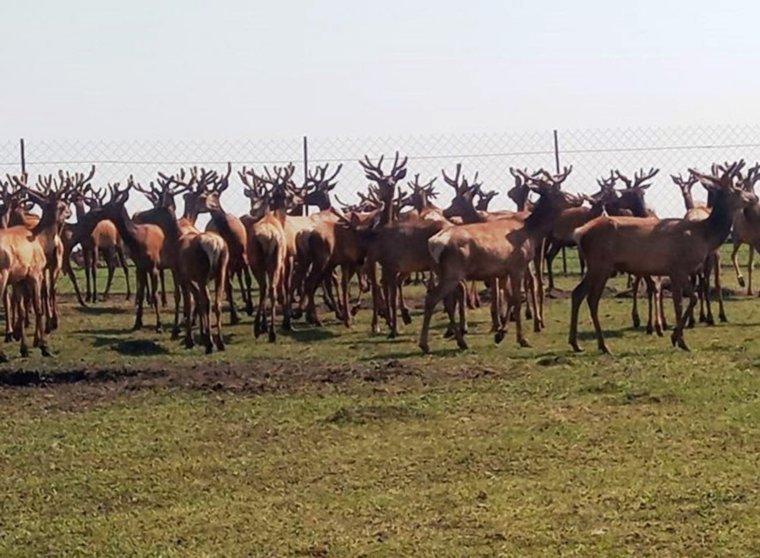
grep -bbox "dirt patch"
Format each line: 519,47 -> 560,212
0,357 -> 429,410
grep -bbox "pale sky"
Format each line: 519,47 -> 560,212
3,0 -> 759,140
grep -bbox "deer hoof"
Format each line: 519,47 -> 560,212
570,341 -> 584,353
418,342 -> 430,354
3,333 -> 11,343
719,313 -> 727,323
268,331 -> 276,343
738,276 -> 746,287
19,346 -> 29,358
0,352 -> 8,363
387,331 -> 397,339
230,315 -> 241,326
457,339 -> 469,350
519,338 -> 531,348
646,324 -> 654,335
155,325 -> 163,334
401,310 -> 412,325
494,330 -> 505,344
351,305 -> 361,316
632,315 -> 641,328
205,344 -> 213,354
40,345 -> 52,358
215,339 -> 226,351
705,316 -> 715,326
184,338 -> 194,349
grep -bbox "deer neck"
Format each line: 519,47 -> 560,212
701,194 -> 738,249
524,196 -> 562,239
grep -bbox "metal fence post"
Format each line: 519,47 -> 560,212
19,138 -> 26,174
553,130 -> 568,276
303,135 -> 309,216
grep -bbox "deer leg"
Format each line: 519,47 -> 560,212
341,265 -> 351,328
242,267 -> 254,316
671,275 -> 696,351
281,257 -> 293,332
489,278 -> 500,334
116,245 -> 131,301
182,284 -> 194,349
31,277 -> 50,357
305,265 -> 324,327
526,266 -> 540,333
533,248 -> 545,330
419,275 -> 459,354
253,269 -> 267,338
199,285 -> 213,354
714,252 -> 726,322
569,274 -> 592,352
385,272 -> 399,338
149,270 -> 162,333
92,246 -> 99,303
102,248 -> 116,301
545,242 -> 560,291
731,239 -> 745,289
267,267 -> 278,343
171,271 -> 182,340
398,275 -> 412,326
508,271 -> 530,348
586,275 -> 610,355
748,245 -> 755,296
159,269 -> 168,307
226,273 -> 240,326
701,258 -> 715,326
213,269 -> 225,351
4,287 -> 12,343
644,276 -> 661,336
631,275 -> 641,328
133,269 -> 146,330
83,247 -> 92,303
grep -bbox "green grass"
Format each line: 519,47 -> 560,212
2,246 -> 760,556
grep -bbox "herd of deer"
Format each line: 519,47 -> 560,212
0,154 -> 758,360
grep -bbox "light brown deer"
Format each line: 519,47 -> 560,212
245,165 -> 293,342
569,161 -> 757,354
0,174 -> 72,359
418,166 -> 574,354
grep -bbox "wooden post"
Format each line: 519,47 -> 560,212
303,135 -> 309,216
553,130 -> 568,275
19,138 -> 26,174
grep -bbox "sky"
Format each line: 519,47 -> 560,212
2,0 -> 759,140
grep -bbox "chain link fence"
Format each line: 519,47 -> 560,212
2,126 -> 760,223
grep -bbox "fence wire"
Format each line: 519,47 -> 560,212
4,126 -> 760,222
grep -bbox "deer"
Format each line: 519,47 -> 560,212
132,173 -> 192,307
87,182 -> 174,333
69,180 -> 131,304
245,165 -> 294,342
671,170 -> 737,327
194,164 -> 255,324
569,160 -> 757,354
0,173 -> 72,360
729,171 -> 760,296
418,166 -> 574,354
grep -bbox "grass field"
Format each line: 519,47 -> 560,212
3,248 -> 760,556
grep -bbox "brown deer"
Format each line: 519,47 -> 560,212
245,165 -> 293,342
70,181 -> 131,303
671,170 -> 734,326
418,166 -> 574,354
89,182 -> 172,332
569,161 -> 757,354
0,174 -> 72,359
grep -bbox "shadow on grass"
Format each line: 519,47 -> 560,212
74,305 -> 131,316
281,328 -> 338,342
85,334 -> 169,356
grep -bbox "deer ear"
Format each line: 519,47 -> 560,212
395,169 -> 407,181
